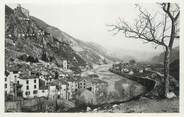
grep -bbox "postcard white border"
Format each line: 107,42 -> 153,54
0,0 -> 183,117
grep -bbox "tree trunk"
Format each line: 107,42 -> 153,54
164,20 -> 176,98
163,46 -> 171,97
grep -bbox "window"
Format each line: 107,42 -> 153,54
5,84 -> 7,88
34,85 -> 37,89
34,79 -> 36,83
5,78 -> 7,81
26,80 -> 29,84
25,91 -> 30,95
33,90 -> 38,94
26,86 -> 29,90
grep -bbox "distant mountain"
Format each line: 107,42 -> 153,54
5,5 -> 114,72
151,47 -> 179,64
107,48 -> 159,63
72,40 -> 119,63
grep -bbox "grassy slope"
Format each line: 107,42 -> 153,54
95,97 -> 179,113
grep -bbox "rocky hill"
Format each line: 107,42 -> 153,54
5,5 -> 114,72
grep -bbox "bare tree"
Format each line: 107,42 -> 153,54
108,3 -> 179,98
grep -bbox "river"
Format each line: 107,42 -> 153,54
83,64 -> 146,104
66,64 -> 147,112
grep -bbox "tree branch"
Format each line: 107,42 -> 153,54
161,14 -> 167,44
162,3 -> 174,21
174,11 -> 180,21
108,3 -> 179,49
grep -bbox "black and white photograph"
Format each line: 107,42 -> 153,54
2,0 -> 182,114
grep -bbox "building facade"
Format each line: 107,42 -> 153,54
48,85 -> 57,100
5,71 -> 20,96
78,78 -> 92,90
17,77 -> 39,98
38,89 -> 48,97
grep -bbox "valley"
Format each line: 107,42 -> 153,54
4,3 -> 179,113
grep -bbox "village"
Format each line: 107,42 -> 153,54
4,4 -> 110,112
5,58 -> 109,112
4,58 -> 179,112
110,60 -> 151,75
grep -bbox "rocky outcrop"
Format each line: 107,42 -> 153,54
145,71 -> 179,98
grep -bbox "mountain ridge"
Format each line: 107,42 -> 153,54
5,5 -> 114,73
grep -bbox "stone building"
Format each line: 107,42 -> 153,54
14,4 -> 29,18
17,74 -> 39,98
4,71 -> 21,97
77,77 -> 92,90
48,85 -> 57,100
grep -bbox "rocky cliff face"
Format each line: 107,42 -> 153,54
5,5 -> 113,72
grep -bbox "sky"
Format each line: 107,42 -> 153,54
7,1 -> 179,55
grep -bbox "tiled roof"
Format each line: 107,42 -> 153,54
19,71 -> 38,79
